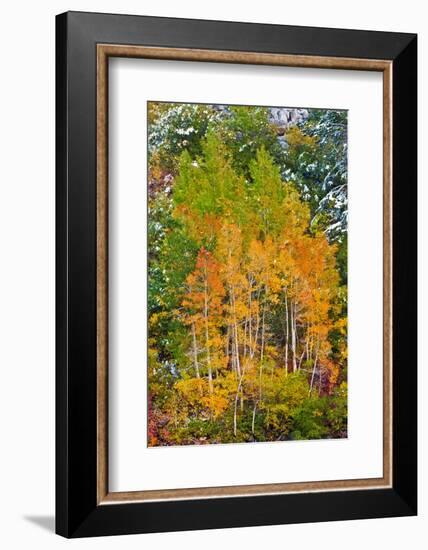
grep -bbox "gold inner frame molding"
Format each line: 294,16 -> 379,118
96,44 -> 393,505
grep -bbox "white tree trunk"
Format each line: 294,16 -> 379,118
309,348 -> 319,395
203,274 -> 213,394
291,300 -> 297,372
284,290 -> 289,373
191,322 -> 200,379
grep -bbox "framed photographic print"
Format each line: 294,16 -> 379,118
56,11 -> 417,538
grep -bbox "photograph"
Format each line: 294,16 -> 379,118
0,0 -> 421,546
49,8 -> 418,540
147,102 -> 348,446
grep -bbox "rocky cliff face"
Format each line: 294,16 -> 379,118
268,108 -> 309,134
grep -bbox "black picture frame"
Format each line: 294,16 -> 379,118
56,11 -> 417,538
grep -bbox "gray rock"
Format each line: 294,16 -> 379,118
268,108 -> 309,132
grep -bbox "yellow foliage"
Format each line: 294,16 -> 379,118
285,126 -> 317,149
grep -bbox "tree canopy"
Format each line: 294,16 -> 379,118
148,102 -> 347,446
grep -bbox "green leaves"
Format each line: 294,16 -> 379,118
217,106 -> 282,177
291,382 -> 348,440
147,102 -> 348,446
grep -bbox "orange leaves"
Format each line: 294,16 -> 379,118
152,139 -> 346,442
182,248 -> 226,394
247,236 -> 281,296
321,360 -> 340,395
217,223 -> 245,284
176,377 -> 207,405
179,193 -> 343,401
175,377 -> 230,419
201,393 -> 229,418
146,103 -> 351,444
175,204 -> 222,246
183,248 -> 225,320
277,228 -> 340,337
